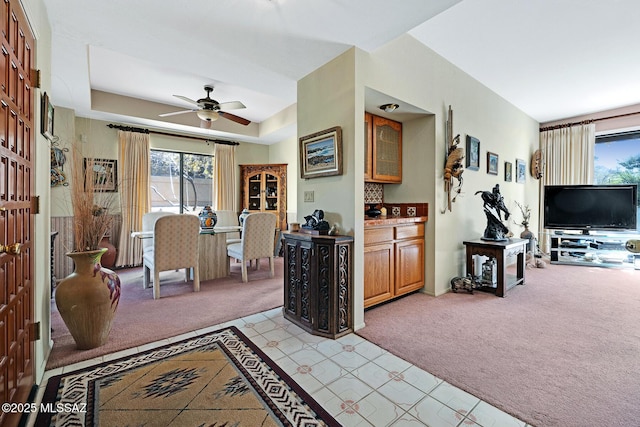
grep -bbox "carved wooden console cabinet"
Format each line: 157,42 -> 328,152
282,232 -> 353,339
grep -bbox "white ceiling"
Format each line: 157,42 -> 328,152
41,0 -> 640,144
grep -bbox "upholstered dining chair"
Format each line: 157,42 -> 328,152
141,211 -> 176,256
227,212 -> 276,282
214,210 -> 241,245
143,214 -> 200,299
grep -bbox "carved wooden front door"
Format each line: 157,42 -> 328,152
0,0 -> 36,425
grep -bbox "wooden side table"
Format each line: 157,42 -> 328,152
463,238 -> 528,297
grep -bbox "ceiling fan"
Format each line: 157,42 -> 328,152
159,85 -> 251,128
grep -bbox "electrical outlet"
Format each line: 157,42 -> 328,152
304,190 -> 314,202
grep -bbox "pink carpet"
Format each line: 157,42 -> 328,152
358,263 -> 640,427
47,258 -> 284,370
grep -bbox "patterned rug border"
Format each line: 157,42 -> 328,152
35,326 -> 340,427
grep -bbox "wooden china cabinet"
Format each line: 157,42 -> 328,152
240,164 -> 287,231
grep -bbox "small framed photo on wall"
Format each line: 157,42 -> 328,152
41,92 -> 54,140
487,152 -> 499,175
504,161 -> 513,182
516,159 -> 526,183
465,135 -> 480,171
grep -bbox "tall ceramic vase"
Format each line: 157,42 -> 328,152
520,226 -> 535,253
55,248 -> 121,349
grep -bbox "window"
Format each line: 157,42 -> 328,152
150,150 -> 214,214
594,131 -> 640,231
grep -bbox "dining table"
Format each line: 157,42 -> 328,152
131,225 -> 241,281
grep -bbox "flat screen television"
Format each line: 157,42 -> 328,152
544,184 -> 638,233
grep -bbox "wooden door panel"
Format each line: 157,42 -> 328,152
364,242 -> 394,308
395,239 -> 425,296
0,0 -> 35,425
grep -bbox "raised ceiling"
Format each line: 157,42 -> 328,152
41,0 -> 640,144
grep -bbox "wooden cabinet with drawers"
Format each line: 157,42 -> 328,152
364,221 -> 425,308
364,113 -> 402,183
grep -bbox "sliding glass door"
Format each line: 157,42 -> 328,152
150,150 -> 214,214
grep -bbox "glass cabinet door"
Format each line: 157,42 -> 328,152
248,172 -> 262,210
372,116 -> 402,183
264,173 -> 279,211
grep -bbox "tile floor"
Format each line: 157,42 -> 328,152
31,308 -> 530,427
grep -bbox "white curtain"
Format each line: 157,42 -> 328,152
213,143 -> 237,211
115,130 -> 150,267
538,123 -> 595,252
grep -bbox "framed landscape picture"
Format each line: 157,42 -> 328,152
487,152 -> 499,175
465,135 -> 480,171
299,126 -> 343,179
505,161 -> 513,182
516,158 -> 526,183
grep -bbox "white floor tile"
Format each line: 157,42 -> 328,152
352,361 -> 394,389
376,377 -> 427,411
326,373 -> 376,403
409,395 -> 467,427
468,401 -> 526,427
288,347 -> 329,367
429,381 -> 481,416
355,390 -> 405,426
402,365 -> 442,394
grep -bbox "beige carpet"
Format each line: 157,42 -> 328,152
48,258 -> 285,370
358,262 -> 640,427
36,326 -> 339,426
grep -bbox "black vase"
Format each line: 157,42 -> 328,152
366,203 -> 381,218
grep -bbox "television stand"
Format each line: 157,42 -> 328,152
550,231 -> 640,269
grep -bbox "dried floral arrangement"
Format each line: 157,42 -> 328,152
514,201 -> 531,228
69,148 -> 115,252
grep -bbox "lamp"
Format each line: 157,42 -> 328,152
379,103 -> 399,113
197,109 -> 220,122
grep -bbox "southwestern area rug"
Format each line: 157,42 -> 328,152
35,326 -> 339,427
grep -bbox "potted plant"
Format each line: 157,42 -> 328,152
54,152 -> 121,349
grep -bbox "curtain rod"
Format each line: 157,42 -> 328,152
539,110 -> 640,132
106,124 -> 240,146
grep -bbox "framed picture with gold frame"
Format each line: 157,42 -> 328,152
299,126 -> 343,179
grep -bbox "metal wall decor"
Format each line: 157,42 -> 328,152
442,105 -> 465,213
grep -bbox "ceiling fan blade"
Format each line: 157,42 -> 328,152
219,111 -> 251,126
159,109 -> 197,117
173,95 -> 200,106
217,100 -> 246,111
200,119 -> 212,129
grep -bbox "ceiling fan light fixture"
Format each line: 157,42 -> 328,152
197,109 -> 220,122
380,103 -> 400,113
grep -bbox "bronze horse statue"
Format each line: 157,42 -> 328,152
475,187 -> 510,221
476,185 -> 511,241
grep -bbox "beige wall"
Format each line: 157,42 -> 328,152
296,38 -> 540,330
268,136 -> 299,223
25,0 -> 54,383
